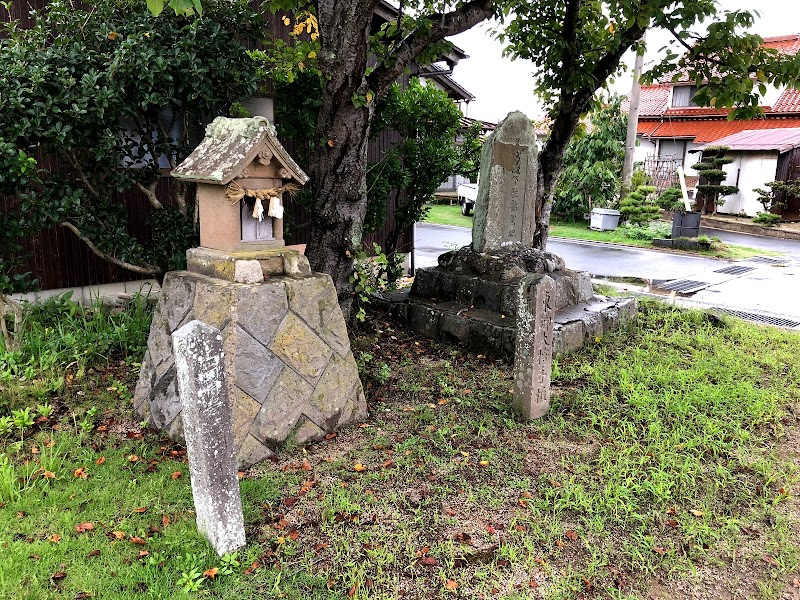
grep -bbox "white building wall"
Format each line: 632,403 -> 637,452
684,141 -> 704,177
716,151 -> 779,216
635,135 -> 656,164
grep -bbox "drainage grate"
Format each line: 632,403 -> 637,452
745,256 -> 789,265
713,265 -> 756,276
712,308 -> 800,328
656,279 -> 709,293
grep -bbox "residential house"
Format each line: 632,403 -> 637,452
631,34 -> 800,219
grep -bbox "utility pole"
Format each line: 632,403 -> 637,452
622,32 -> 646,191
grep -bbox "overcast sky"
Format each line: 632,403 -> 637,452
449,0 -> 800,124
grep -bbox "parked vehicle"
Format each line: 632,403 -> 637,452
457,183 -> 478,215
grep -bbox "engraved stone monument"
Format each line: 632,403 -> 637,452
380,110 -> 637,360
472,111 -> 537,253
135,117 -> 367,468
173,320 -> 245,556
512,275 -> 555,420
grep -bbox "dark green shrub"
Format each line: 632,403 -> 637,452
619,185 -> 660,224
753,212 -> 781,226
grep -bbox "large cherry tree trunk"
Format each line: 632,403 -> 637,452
303,0 -> 495,319
304,0 -> 377,318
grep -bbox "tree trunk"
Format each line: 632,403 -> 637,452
304,0 -> 377,320
533,95 -> 588,250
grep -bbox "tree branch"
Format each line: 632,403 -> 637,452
136,180 -> 164,210
61,221 -> 162,276
64,150 -> 100,198
368,0 -> 495,98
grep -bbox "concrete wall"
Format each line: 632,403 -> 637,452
717,150 -> 779,216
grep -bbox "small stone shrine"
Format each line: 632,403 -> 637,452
134,117 -> 366,468
380,110 -> 637,358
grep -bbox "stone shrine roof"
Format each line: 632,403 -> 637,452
172,117 -> 309,185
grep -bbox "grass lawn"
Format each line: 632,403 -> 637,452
423,204 -> 781,260
425,204 -> 474,228
3,297 -> 800,598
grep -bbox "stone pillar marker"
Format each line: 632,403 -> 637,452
172,320 -> 246,556
472,111 -> 538,253
513,274 -> 555,420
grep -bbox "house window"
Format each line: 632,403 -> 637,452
672,85 -> 698,108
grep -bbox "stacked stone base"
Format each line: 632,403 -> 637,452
134,248 -> 366,468
379,247 -> 637,357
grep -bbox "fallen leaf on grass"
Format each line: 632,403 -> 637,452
301,459 -> 313,471
86,550 -> 100,558
28,554 -> 41,560
762,554 -> 779,567
653,547 -> 666,555
45,439 -> 56,448
689,509 -> 704,517
381,459 -> 395,468
111,531 -> 126,540
203,568 -> 219,580
137,551 -> 150,559
171,471 -> 182,479
529,580 -> 538,588
96,456 -> 105,465
243,561 -> 261,575
74,522 -> 94,533
129,536 -> 146,545
75,592 -> 92,599
284,496 -> 299,507
50,571 -> 67,582
132,507 -> 148,514
354,463 -> 367,472
161,515 -> 170,527
478,460 -> 489,467
325,433 -> 337,440
445,580 -> 458,591
565,530 -> 579,541
420,556 -> 438,566
31,445 -> 39,454
128,455 -> 139,463
299,480 -> 315,495
582,577 -> 592,589
74,468 -> 88,480
288,530 -> 300,541
348,584 -> 357,598
48,534 -> 61,544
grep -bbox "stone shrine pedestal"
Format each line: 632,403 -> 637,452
134,247 -> 366,468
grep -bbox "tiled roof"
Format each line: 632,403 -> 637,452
625,85 -> 670,117
762,34 -> 800,55
644,117 -> 800,143
773,88 -> 800,113
663,106 -> 740,117
696,127 -> 800,152
637,121 -> 661,136
459,116 -> 495,131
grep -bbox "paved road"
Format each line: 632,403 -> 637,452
700,226 -> 800,254
414,222 -> 800,324
415,223 -> 728,280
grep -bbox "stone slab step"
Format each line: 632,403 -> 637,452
375,289 -> 637,357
